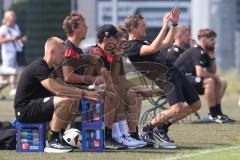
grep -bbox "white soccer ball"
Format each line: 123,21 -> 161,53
63,128 -> 82,148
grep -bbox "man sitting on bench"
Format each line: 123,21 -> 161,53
14,37 -> 102,153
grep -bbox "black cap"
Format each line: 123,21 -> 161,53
97,24 -> 121,41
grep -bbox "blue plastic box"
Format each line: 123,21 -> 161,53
16,122 -> 45,152
81,99 -> 104,152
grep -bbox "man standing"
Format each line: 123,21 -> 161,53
0,10 -> 27,96
175,28 -> 234,123
124,8 -> 201,149
14,37 -> 101,153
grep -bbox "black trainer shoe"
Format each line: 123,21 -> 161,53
105,137 -> 127,150
44,139 -> 73,153
140,131 -> 155,146
221,114 -> 235,123
209,114 -> 232,124
153,128 -> 176,149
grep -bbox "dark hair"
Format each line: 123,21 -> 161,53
124,15 -> 144,32
197,28 -> 217,40
62,11 -> 85,36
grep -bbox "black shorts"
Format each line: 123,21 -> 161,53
186,75 -> 204,95
165,69 -> 200,106
15,97 -> 54,123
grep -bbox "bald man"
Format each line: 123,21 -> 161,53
14,37 -> 102,153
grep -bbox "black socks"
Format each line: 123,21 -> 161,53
143,122 -> 154,132
129,126 -> 140,140
215,104 -> 223,115
50,130 -> 60,141
158,121 -> 172,131
105,127 -> 112,141
210,104 -> 222,117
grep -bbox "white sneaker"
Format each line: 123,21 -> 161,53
154,140 -> 177,149
126,135 -> 147,148
113,135 -> 141,149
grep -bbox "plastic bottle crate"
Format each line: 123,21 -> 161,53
81,125 -> 104,152
81,99 -> 104,152
16,122 -> 45,152
81,98 -> 104,123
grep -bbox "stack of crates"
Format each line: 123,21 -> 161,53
81,98 -> 104,152
16,122 -> 45,152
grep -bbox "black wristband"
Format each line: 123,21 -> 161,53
172,23 -> 178,27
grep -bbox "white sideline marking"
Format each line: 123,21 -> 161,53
161,145 -> 240,160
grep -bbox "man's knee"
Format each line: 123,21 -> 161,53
204,77 -> 216,90
220,77 -> 227,88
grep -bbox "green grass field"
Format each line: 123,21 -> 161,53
1,71 -> 240,160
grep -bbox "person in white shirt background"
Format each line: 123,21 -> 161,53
0,10 -> 27,96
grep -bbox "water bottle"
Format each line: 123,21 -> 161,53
203,116 -> 211,123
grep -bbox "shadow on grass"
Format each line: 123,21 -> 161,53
182,120 -> 240,125
104,145 -> 202,154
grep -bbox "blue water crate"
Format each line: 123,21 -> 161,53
16,122 -> 45,152
81,125 -> 104,152
81,98 -> 104,123
81,99 -> 104,152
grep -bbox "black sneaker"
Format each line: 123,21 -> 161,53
105,138 -> 127,150
140,131 -> 155,146
44,139 -> 73,153
221,114 -> 235,123
210,114 -> 231,124
153,128 -> 176,149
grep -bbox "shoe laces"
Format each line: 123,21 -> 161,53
121,135 -> 131,142
155,128 -> 172,142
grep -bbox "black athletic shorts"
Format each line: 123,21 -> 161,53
15,96 -> 54,123
165,69 -> 200,106
186,75 -> 204,95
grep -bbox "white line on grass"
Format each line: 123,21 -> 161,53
160,145 -> 240,160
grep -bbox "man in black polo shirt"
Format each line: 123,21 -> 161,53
14,37 -> 102,153
124,8 -> 201,149
175,28 -> 234,123
167,26 -> 194,63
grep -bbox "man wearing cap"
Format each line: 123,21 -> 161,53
124,8 -> 201,149
85,24 -> 149,149
175,28 -> 234,123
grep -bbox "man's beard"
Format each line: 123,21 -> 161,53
205,45 -> 215,51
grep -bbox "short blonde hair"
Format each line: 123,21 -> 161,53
2,10 -> 15,25
124,15 -> 144,32
197,28 -> 217,40
175,25 -> 189,38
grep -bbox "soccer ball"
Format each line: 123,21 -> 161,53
63,128 -> 82,148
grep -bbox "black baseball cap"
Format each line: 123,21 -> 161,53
97,24 -> 121,41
